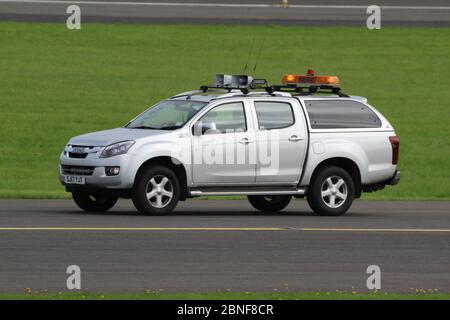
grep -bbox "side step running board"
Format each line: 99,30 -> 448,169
189,189 -> 305,196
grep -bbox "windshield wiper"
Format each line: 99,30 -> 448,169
158,125 -> 182,130
127,125 -> 181,130
127,125 -> 159,130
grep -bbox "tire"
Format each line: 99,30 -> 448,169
132,165 -> 180,215
72,192 -> 118,212
307,166 -> 355,216
247,195 -> 292,212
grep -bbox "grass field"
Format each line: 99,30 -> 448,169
1,291 -> 449,300
0,22 -> 449,199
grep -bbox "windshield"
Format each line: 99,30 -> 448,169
126,100 -> 208,130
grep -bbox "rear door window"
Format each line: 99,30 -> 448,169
305,100 -> 382,129
254,101 -> 294,130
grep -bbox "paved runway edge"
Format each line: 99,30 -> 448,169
1,0 -> 450,26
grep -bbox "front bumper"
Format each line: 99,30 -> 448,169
59,153 -> 137,190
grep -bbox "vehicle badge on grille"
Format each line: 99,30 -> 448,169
72,147 -> 86,154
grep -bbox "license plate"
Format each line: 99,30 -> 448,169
64,175 -> 86,185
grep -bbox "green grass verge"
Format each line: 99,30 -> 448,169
1,291 -> 449,300
0,22 -> 449,199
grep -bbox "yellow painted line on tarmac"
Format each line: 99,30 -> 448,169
0,227 -> 284,231
301,228 -> 450,233
0,227 -> 449,233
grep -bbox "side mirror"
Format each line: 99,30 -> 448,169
192,122 -> 217,136
192,122 -> 201,136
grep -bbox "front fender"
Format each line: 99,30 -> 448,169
128,138 -> 191,183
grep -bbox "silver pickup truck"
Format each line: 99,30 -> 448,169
59,72 -> 400,216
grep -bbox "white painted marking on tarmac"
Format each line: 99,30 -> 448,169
0,0 -> 449,10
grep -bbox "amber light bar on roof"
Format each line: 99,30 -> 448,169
282,69 -> 340,87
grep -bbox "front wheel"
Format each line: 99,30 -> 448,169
72,192 -> 118,212
247,195 -> 292,212
307,166 -> 355,216
132,165 -> 180,215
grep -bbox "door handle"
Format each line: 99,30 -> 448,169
288,135 -> 304,142
239,138 -> 254,145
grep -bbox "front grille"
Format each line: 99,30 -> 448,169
67,145 -> 96,159
61,165 -> 95,176
68,152 -> 88,159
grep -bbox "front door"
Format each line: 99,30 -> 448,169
191,101 -> 256,185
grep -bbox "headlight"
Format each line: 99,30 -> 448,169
100,141 -> 135,158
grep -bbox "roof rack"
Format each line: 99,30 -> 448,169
200,80 -> 268,95
211,91 -> 292,100
172,71 -> 351,100
171,88 -> 246,99
266,84 -> 350,97
171,90 -> 204,99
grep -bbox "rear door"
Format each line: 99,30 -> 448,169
251,98 -> 308,183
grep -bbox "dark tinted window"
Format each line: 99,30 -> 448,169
305,100 -> 381,129
254,102 -> 294,130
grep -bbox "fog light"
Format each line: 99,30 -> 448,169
105,166 -> 120,176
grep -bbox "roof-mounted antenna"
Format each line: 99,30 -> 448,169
244,37 -> 256,73
252,37 -> 266,77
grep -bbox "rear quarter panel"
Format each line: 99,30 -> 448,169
300,130 -> 397,186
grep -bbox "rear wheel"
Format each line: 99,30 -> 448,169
72,192 -> 118,212
247,195 -> 292,213
307,166 -> 354,216
132,165 -> 180,215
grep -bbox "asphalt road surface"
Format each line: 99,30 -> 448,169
0,0 -> 449,26
0,199 -> 449,294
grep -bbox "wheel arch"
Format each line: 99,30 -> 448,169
309,157 -> 362,198
134,156 -> 188,201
